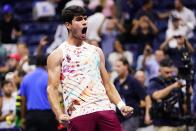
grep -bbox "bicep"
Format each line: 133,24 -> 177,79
47,49 -> 62,88
97,47 -> 110,86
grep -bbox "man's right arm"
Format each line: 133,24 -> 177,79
47,48 -> 69,122
152,81 -> 182,100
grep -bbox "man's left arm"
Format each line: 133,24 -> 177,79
96,47 -> 134,116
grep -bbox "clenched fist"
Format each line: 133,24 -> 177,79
120,106 -> 134,117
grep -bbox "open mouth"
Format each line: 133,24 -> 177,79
82,27 -> 87,34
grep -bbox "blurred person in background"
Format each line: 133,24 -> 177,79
114,58 -> 146,131
19,55 -> 58,131
166,14 -> 190,40
0,53 -> 20,74
168,0 -> 196,38
154,50 -> 165,67
108,38 -> 133,82
16,43 -> 36,73
86,6 -> 105,43
131,0 -> 158,55
134,70 -> 153,131
46,23 -> 68,54
98,15 -> 125,66
147,58 -> 187,131
160,35 -> 194,68
0,4 -> 22,44
0,80 -> 16,129
136,44 -> 159,85
108,39 -> 133,71
89,0 -> 115,17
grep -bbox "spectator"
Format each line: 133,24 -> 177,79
166,14 -> 190,39
83,0 -> 93,16
89,0 -> 116,17
0,53 -> 21,84
120,0 -> 141,30
135,70 -> 153,131
0,53 -> 20,73
86,6 -> 105,42
147,58 -> 187,131
131,7 -> 158,54
98,16 -> 125,59
108,39 -> 133,71
154,50 -> 165,66
19,55 -> 58,131
168,0 -> 196,38
46,24 -> 68,54
108,39 -> 133,81
160,35 -> 194,68
0,4 -> 22,43
16,43 -> 35,73
137,44 -> 159,85
0,80 -> 16,129
114,58 -> 146,131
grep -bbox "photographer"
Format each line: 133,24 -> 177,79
160,35 -> 194,68
147,58 -> 186,131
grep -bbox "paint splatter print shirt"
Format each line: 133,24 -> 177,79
59,41 -> 115,119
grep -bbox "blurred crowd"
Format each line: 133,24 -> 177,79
0,0 -> 196,131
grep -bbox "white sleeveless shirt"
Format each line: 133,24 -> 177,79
59,41 -> 115,119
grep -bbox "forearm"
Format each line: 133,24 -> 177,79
130,23 -> 139,35
105,83 -> 122,105
160,39 -> 169,50
145,96 -> 151,114
149,21 -> 158,34
47,85 -> 63,118
152,84 -> 176,100
158,12 -> 170,19
116,23 -> 125,33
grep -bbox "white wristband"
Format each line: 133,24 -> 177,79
116,101 -> 126,110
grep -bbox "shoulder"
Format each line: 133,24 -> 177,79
84,42 -> 103,55
184,7 -> 194,14
149,77 -> 164,85
93,46 -> 103,55
124,51 -> 133,56
47,43 -> 63,65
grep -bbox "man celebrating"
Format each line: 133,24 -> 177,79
47,5 -> 133,131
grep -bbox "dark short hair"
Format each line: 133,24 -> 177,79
36,55 -> 47,66
1,80 -> 12,88
94,5 -> 103,13
62,5 -> 86,23
160,58 -> 173,67
118,57 -> 129,66
118,57 -> 133,74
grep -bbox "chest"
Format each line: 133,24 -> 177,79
61,46 -> 100,72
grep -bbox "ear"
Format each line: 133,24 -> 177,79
65,22 -> 71,30
159,68 -> 161,73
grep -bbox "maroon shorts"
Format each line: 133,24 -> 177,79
67,110 -> 122,131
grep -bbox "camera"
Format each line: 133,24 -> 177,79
150,77 -> 184,120
178,52 -> 194,82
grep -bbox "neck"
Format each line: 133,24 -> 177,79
177,6 -> 183,12
119,71 -> 128,80
67,34 -> 83,47
143,6 -> 149,11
